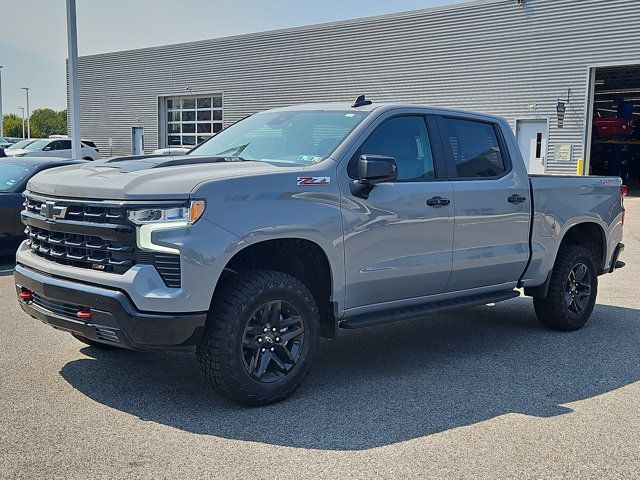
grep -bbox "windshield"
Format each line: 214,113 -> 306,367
0,162 -> 37,192
188,110 -> 368,165
7,140 -> 35,150
24,140 -> 49,150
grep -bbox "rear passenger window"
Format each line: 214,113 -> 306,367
438,118 -> 507,178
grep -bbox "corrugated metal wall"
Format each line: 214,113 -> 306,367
75,0 -> 640,173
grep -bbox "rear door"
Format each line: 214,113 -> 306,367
434,115 -> 531,292
340,112 -> 454,311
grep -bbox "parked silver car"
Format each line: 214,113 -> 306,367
5,138 -> 99,160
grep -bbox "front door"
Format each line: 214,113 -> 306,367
55,139 -> 73,159
132,127 -> 144,155
341,114 -> 454,311
516,119 -> 547,174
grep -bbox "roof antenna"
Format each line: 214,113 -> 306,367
352,95 -> 373,108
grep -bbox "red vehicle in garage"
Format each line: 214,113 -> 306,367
593,117 -> 635,139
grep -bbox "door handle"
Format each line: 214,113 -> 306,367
427,196 -> 451,207
508,194 -> 526,204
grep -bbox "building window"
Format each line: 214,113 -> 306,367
166,94 -> 223,147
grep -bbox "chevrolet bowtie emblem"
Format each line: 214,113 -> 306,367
40,201 -> 68,222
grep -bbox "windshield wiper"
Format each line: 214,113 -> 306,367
216,143 -> 250,157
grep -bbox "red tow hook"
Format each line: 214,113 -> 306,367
76,310 -> 92,320
18,289 -> 33,301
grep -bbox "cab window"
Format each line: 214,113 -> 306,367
438,117 -> 507,178
351,116 -> 435,182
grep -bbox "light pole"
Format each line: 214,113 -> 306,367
21,87 -> 30,138
0,65 -> 4,138
66,0 -> 81,159
18,107 -> 25,139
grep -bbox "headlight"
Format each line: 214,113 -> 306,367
128,200 -> 206,225
128,200 -> 206,255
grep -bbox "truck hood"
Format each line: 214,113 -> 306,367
26,155 -> 292,200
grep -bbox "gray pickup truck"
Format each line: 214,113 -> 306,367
15,99 -> 626,405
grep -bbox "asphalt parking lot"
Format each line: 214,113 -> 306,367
1,199 -> 639,479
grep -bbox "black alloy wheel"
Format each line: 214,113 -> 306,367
241,300 -> 305,383
565,262 -> 592,315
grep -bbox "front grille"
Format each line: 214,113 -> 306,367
23,193 -> 182,288
26,225 -> 135,273
24,197 -> 129,225
32,293 -> 80,319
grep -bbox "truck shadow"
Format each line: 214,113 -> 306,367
59,297 -> 640,451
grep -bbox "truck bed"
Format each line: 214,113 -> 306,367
521,174 -> 624,288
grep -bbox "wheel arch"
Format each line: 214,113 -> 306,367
213,237 -> 338,339
525,219 -> 607,299
557,220 -> 607,274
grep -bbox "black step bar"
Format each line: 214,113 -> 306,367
340,290 -> 520,330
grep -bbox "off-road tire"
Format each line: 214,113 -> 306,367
196,270 -> 320,406
534,245 -> 598,331
71,333 -> 118,349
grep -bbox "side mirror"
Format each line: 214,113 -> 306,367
351,154 -> 398,199
43,146 -> 52,151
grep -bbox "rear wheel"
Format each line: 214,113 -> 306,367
197,270 -> 320,406
534,245 -> 598,331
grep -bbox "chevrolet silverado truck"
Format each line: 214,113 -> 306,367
15,99 -> 626,406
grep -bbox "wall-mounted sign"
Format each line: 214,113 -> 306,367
557,101 -> 566,128
556,144 -> 573,161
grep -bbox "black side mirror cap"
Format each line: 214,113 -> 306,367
350,154 -> 398,199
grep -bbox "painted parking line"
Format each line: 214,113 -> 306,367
0,269 -> 15,274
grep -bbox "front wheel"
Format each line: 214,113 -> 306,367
196,270 -> 320,406
534,245 -> 598,331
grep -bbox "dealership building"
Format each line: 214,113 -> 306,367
76,0 -> 640,186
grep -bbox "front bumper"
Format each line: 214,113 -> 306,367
14,264 -> 207,351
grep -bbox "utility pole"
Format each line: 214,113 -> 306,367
18,107 -> 25,139
21,87 -> 30,138
0,66 -> 4,138
66,0 -> 81,159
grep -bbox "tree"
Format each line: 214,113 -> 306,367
29,108 -> 67,138
2,113 -> 24,138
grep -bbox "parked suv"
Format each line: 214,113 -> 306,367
5,138 -> 99,160
15,100 -> 626,406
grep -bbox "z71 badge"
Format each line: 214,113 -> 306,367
297,176 -> 330,186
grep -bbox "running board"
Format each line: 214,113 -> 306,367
340,290 -> 520,330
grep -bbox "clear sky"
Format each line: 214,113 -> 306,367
0,0 -> 469,116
